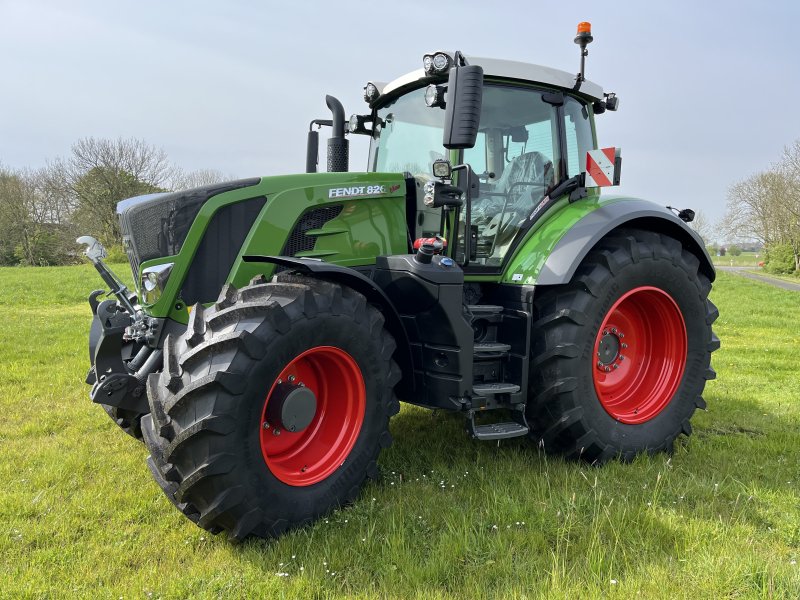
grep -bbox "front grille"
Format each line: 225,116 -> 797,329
281,205 -> 344,256
118,178 -> 260,277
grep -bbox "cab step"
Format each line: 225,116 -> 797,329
468,304 -> 503,315
474,341 -> 511,355
473,382 -> 520,397
466,419 -> 529,441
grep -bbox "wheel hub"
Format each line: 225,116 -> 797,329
267,382 -> 317,433
595,327 -> 628,371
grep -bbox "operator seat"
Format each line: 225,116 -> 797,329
494,150 -> 554,206
479,151 -> 555,251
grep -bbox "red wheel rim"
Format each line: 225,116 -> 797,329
259,346 -> 365,486
592,286 -> 687,424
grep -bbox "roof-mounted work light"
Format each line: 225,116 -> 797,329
423,51 -> 453,76
363,81 -> 381,104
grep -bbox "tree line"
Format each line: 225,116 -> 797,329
722,139 -> 800,274
0,138 -> 226,266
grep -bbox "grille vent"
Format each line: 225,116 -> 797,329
281,205 -> 343,256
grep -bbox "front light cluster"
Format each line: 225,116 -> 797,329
423,181 -> 436,207
141,263 -> 174,305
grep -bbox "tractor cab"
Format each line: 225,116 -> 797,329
349,51 -> 617,272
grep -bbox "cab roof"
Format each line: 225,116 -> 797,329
380,55 -> 604,103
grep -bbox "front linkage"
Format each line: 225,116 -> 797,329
80,236 -> 168,437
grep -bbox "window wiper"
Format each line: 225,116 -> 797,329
544,173 -> 587,203
523,174 -> 588,226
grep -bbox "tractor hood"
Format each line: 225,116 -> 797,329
117,178 -> 259,277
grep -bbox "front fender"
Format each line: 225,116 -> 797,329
503,197 -> 714,286
242,255 -> 415,394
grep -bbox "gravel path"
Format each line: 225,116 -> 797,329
717,266 -> 800,292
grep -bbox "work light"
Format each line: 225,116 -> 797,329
424,84 -> 446,108
422,51 -> 452,76
363,82 -> 380,104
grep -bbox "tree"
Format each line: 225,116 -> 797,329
723,160 -> 799,272
53,137 -> 173,247
689,209 -> 715,244
170,168 -> 229,191
0,165 -> 77,265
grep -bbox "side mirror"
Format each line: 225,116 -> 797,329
442,65 -> 483,149
585,147 -> 622,187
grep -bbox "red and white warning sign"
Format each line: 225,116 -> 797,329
585,147 -> 621,187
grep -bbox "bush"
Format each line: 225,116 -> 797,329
729,245 -> 742,256
764,243 -> 797,275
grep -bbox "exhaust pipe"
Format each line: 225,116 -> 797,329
325,95 -> 349,172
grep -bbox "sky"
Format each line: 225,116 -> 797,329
1,0 -> 799,228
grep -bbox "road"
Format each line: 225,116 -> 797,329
717,266 -> 800,292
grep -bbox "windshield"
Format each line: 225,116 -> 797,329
369,83 -> 594,268
369,87 -> 446,176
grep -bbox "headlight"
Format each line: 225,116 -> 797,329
141,263 -> 174,305
423,181 -> 436,207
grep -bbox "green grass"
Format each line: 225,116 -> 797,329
711,251 -> 763,267
1,265 -> 798,599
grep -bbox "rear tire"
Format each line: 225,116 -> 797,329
142,274 -> 401,540
527,229 -> 719,463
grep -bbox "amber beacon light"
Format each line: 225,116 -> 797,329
573,21 -> 594,89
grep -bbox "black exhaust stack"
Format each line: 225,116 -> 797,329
325,95 -> 349,172
306,128 -> 319,173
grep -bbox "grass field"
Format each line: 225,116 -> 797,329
1,265 -> 798,599
711,251 -> 762,267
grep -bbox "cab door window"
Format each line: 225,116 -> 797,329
463,85 -> 559,266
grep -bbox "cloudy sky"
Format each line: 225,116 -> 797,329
1,0 -> 798,226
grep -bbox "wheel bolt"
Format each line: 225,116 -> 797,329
273,428 -> 281,436
613,364 -> 619,369
611,328 -> 618,334
263,422 -> 270,429
604,366 -> 610,372
597,361 -> 603,368
288,375 -> 296,383
621,343 -> 628,349
619,333 -> 625,339
619,355 -> 625,361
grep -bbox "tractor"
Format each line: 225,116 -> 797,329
80,23 -> 718,541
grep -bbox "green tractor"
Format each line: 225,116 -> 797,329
81,24 -> 718,541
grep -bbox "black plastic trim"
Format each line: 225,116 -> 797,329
181,196 -> 267,305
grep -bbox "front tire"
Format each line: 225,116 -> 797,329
527,229 -> 719,463
142,275 -> 400,540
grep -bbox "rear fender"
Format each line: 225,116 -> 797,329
504,198 -> 714,286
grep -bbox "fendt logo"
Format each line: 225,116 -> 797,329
328,185 -> 386,199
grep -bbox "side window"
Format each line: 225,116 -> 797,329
464,85 -> 559,267
463,133 -> 486,175
563,97 -> 594,178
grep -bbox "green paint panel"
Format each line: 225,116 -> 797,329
138,172 -> 407,322
501,192 -> 630,285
